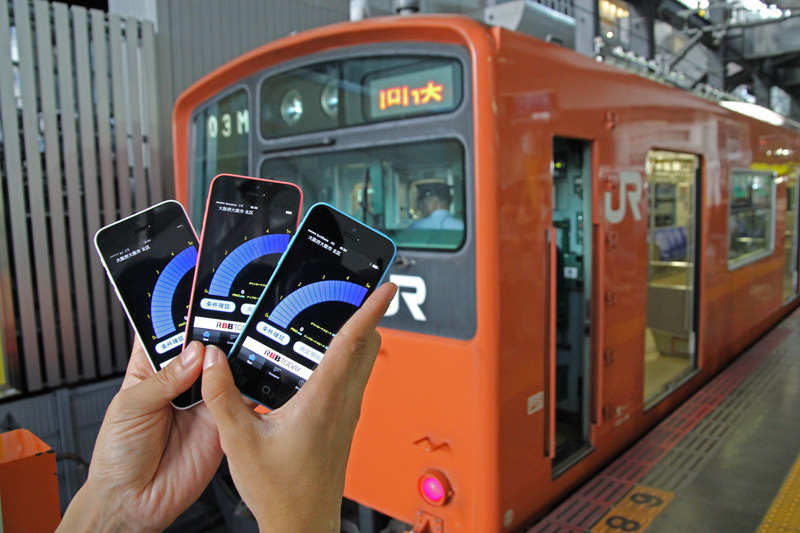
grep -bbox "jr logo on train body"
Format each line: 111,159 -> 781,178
605,171 -> 643,224
385,274 -> 427,321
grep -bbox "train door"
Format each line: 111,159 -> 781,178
552,137 -> 593,473
644,150 -> 700,405
783,172 -> 799,302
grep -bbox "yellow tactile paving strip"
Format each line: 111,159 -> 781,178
758,453 -> 800,532
591,485 -> 674,533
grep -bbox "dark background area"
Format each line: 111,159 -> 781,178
56,0 -> 108,11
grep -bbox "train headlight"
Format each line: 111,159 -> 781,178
321,80 -> 338,118
280,89 -> 303,125
418,469 -> 453,506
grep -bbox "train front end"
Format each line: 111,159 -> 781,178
173,16 -> 543,531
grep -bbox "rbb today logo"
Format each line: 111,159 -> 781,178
215,321 -> 243,331
267,351 -> 281,363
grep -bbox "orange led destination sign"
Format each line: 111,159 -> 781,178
367,62 -> 461,119
378,80 -> 444,111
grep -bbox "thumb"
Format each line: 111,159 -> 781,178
201,345 -> 253,434
302,282 -> 397,406
119,341 -> 205,413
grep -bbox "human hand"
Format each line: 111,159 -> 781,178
201,282 -> 397,533
58,340 -> 224,532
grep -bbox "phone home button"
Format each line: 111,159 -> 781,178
261,385 -> 273,397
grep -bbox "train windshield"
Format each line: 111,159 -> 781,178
193,88 -> 250,185
191,87 -> 251,219
259,56 -> 463,139
259,139 -> 466,250
190,50 -> 471,251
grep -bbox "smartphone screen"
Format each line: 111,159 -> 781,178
228,203 -> 396,409
185,174 -> 302,352
95,200 -> 197,372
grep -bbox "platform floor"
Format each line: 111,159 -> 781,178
529,307 -> 800,533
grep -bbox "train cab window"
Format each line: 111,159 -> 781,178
259,56 -> 463,139
728,170 -> 776,269
191,87 -> 250,225
259,139 -> 466,250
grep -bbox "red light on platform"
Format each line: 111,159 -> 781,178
418,469 -> 453,506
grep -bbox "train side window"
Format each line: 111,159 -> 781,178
728,169 -> 776,269
259,139 -> 466,250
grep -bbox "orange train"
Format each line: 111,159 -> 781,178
172,15 -> 800,532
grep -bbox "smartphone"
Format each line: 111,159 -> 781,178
95,200 -> 199,408
185,174 -> 303,353
227,203 -> 396,410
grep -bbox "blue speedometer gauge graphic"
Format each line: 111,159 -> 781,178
208,234 -> 291,297
267,280 -> 368,329
150,246 -> 198,338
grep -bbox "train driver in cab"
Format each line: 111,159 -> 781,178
410,182 -> 464,230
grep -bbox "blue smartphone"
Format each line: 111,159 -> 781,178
227,203 -> 396,409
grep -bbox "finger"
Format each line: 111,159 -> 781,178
201,345 -> 254,433
118,341 -> 205,413
303,282 -> 397,403
121,336 -> 156,390
339,282 -> 397,340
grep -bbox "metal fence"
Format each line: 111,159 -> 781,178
0,0 -> 162,394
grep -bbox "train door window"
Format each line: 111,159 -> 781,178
552,137 -> 593,473
783,171 -> 799,302
644,151 -> 700,405
258,139 -> 466,250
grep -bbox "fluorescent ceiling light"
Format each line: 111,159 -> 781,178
719,101 -> 785,127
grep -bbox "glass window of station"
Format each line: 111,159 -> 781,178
599,0 -> 631,43
728,169 -> 776,269
191,54 -> 467,250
